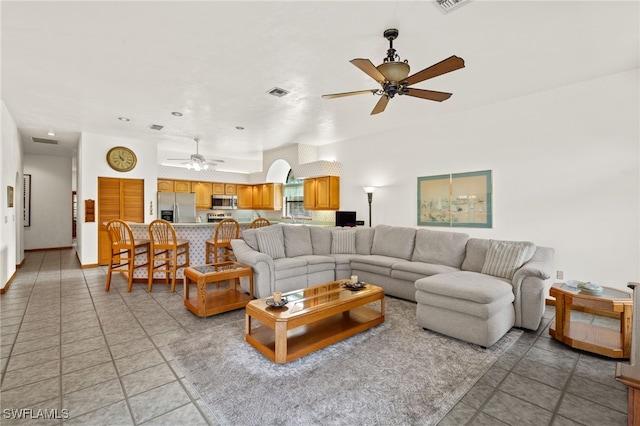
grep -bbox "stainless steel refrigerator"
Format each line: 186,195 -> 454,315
157,192 -> 197,223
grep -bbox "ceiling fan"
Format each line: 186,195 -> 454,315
167,138 -> 225,171
322,29 -> 465,115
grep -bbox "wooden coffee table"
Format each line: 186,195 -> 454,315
183,262 -> 253,317
245,281 -> 385,364
549,282 -> 633,358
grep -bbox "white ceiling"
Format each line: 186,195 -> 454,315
2,1 -> 638,173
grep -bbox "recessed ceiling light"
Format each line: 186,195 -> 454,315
171,112 -> 183,117
47,131 -> 56,136
235,126 -> 245,130
118,117 -> 130,122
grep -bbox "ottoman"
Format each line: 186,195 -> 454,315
415,271 -> 515,347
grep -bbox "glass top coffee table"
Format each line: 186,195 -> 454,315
245,280 -> 385,364
549,282 -> 633,358
183,262 -> 253,318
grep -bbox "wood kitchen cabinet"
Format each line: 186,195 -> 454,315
157,179 -> 174,192
237,183 -> 282,210
304,176 -> 340,210
212,183 -> 225,195
192,181 -> 213,209
173,180 -> 192,193
237,185 -> 254,209
224,184 -> 237,195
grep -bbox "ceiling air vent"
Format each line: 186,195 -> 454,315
435,0 -> 471,14
149,124 -> 164,131
32,137 -> 59,145
267,87 -> 290,97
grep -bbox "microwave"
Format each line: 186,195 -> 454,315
212,195 -> 237,210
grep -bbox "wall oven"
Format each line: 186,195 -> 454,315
211,195 -> 237,210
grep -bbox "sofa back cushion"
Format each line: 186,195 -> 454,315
309,226 -> 332,254
241,227 -> 261,251
331,229 -> 357,254
461,238 -> 491,272
481,240 -> 536,280
371,225 -> 416,260
282,225 -> 313,257
411,229 -> 469,268
355,227 -> 375,255
256,227 -> 286,259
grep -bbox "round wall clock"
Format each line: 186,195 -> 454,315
106,146 -> 137,172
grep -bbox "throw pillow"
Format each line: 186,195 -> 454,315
256,227 -> 286,260
331,229 -> 357,254
481,240 -> 535,280
241,228 -> 261,251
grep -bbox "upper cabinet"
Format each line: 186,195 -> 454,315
192,182 -> 213,209
304,176 -> 340,210
237,183 -> 282,210
237,185 -> 253,209
225,184 -> 237,195
174,180 -> 191,193
157,179 -> 174,192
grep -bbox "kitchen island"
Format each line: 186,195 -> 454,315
128,222 -> 252,281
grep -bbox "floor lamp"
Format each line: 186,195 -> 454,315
363,187 -> 376,227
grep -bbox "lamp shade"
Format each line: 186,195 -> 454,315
363,186 -> 377,194
377,61 -> 410,82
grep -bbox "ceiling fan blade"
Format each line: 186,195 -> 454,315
404,88 -> 453,102
371,95 -> 389,115
167,158 -> 190,161
350,58 -> 386,83
322,89 -> 377,99
404,55 -> 465,86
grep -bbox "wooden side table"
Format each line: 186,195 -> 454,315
549,282 -> 633,358
183,262 -> 254,317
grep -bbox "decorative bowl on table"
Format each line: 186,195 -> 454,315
567,280 -> 604,295
343,281 -> 367,290
265,297 -> 288,308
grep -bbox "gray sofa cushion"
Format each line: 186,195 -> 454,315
415,271 -> 512,305
241,227 -> 260,251
331,229 -> 356,254
309,226 -> 331,255
411,229 -> 469,268
461,238 -> 492,272
273,257 -> 307,279
283,225 -> 313,257
371,225 -> 416,260
355,227 -> 375,255
256,227 -> 286,259
392,261 -> 460,282
296,255 -> 335,273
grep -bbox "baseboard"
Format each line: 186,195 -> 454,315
25,246 -> 74,252
1,270 -> 17,294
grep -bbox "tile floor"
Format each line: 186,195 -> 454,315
0,249 -> 629,425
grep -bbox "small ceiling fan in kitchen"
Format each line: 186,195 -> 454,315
322,28 -> 465,115
166,138 -> 225,171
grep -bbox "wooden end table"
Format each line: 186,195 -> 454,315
549,282 -> 633,358
245,281 -> 385,364
183,262 -> 253,317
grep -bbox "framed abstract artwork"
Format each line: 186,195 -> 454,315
417,170 -> 492,228
7,186 -> 14,208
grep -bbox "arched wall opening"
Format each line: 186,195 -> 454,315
265,159 -> 291,183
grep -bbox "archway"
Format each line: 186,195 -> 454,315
265,159 -> 291,183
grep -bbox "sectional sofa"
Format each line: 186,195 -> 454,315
231,224 -> 554,347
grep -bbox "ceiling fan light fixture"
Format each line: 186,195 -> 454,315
377,61 -> 410,82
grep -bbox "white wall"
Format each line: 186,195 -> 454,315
319,70 -> 640,291
23,155 -> 73,250
1,101 -> 24,290
77,132 -> 159,266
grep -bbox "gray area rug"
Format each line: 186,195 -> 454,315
168,297 -> 522,426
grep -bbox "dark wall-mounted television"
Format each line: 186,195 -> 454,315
335,211 -> 357,227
